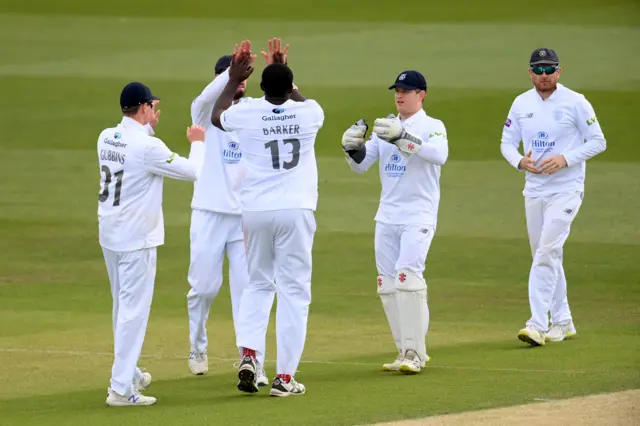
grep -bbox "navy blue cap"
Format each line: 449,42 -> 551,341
389,70 -> 427,91
215,55 -> 233,74
530,48 -> 559,65
120,82 -> 159,109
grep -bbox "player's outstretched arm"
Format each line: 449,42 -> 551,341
144,126 -> 206,181
212,41 -> 256,130
192,68 -> 230,126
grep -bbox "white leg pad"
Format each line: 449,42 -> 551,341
377,275 -> 401,352
395,270 -> 428,362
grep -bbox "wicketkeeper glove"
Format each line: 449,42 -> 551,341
341,119 -> 368,152
373,116 -> 423,155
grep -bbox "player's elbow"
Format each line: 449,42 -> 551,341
598,137 -> 607,153
211,110 -> 224,130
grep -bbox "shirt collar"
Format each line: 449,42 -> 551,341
535,83 -> 564,102
119,116 -> 148,133
400,108 -> 426,128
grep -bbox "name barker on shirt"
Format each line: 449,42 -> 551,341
262,111 -> 300,137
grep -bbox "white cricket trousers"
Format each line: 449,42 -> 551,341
236,209 -> 316,376
375,221 -> 435,352
102,246 -> 156,397
525,191 -> 583,331
187,210 -> 272,366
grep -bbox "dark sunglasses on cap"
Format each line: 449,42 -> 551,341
530,65 -> 559,75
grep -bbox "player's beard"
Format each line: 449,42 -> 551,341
535,78 -> 556,94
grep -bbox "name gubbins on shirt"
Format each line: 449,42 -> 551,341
100,149 -> 126,164
263,125 -> 300,136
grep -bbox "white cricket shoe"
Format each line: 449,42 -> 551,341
188,349 -> 208,375
256,362 -> 269,387
382,354 -> 404,371
518,325 -> 546,346
399,350 -> 424,375
270,377 -> 306,397
546,322 -> 577,342
106,387 -> 156,406
384,352 -> 430,371
134,370 -> 152,391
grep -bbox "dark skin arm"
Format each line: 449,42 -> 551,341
290,86 -> 306,102
212,80 -> 242,130
211,41 -> 256,130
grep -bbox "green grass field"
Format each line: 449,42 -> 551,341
0,1 -> 638,424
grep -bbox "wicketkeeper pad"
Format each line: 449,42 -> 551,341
395,269 -> 428,362
377,275 -> 401,352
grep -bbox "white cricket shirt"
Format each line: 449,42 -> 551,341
220,97 -> 324,211
501,83 -> 606,197
347,109 -> 448,227
97,117 -> 204,252
190,69 -> 247,215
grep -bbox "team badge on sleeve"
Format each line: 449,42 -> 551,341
505,118 -> 512,128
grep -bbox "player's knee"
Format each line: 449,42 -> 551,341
533,246 -> 561,267
395,270 -> 426,292
187,275 -> 223,299
377,275 -> 396,295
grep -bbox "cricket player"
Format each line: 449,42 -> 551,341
341,70 -> 448,374
500,48 -> 607,346
186,51 -> 271,386
212,40 -> 324,397
98,82 -> 206,406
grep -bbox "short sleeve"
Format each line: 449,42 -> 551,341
304,99 -> 324,129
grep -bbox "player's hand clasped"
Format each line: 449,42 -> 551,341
539,154 -> 567,174
518,151 -> 567,174
341,119 -> 368,151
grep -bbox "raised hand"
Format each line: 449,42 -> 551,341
148,100 -> 161,129
261,37 -> 289,65
187,125 -> 206,143
229,40 -> 257,82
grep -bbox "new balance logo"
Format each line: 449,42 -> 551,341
128,395 -> 139,403
525,113 -> 534,118
564,208 -> 573,215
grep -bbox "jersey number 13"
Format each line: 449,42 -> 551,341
265,138 -> 300,170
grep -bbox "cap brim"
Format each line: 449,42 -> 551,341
389,82 -> 426,90
530,60 -> 559,65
